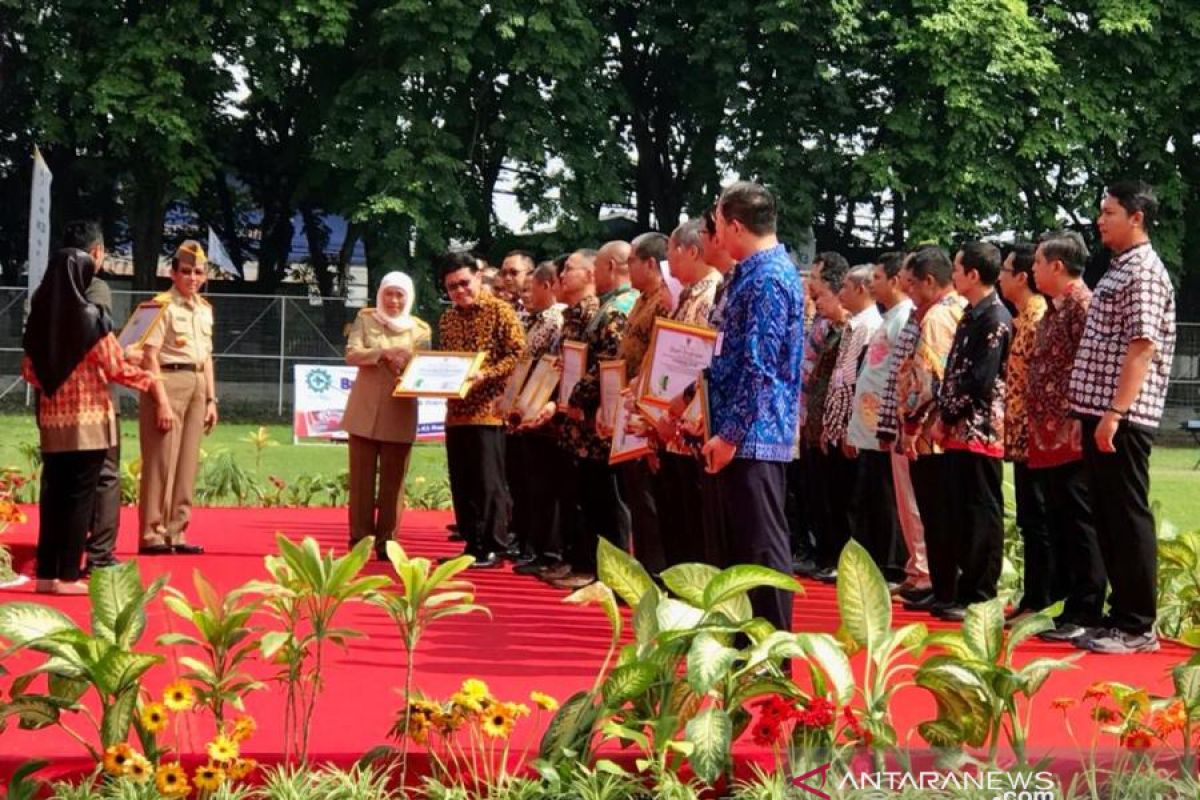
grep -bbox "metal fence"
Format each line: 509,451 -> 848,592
1,286 -> 1199,428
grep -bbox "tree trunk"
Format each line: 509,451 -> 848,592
214,170 -> 246,276
127,172 -> 169,291
1176,137 -> 1200,319
301,206 -> 333,297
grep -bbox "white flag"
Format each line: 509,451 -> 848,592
207,226 -> 240,277
27,147 -> 53,293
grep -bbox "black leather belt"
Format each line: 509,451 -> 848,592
160,363 -> 202,372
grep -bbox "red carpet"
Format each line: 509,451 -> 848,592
0,506 -> 1190,783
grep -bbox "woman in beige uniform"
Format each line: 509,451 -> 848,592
342,272 -> 432,558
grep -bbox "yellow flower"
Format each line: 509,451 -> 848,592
163,680 -> 196,712
141,702 -> 169,733
194,763 -> 226,792
207,734 -> 239,763
451,691 -> 484,713
505,702 -> 531,718
481,706 -> 514,739
461,678 -> 490,700
125,753 -> 152,783
155,763 -> 190,797
227,758 -> 257,781
102,743 -> 134,776
230,716 -> 256,742
530,691 -> 559,712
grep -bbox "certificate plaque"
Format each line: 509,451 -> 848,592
394,351 -> 486,399
609,394 -> 652,465
499,357 -> 534,415
513,355 -> 560,423
559,340 -> 588,407
118,302 -> 167,348
682,375 -> 712,441
598,360 -> 626,431
639,319 -> 718,408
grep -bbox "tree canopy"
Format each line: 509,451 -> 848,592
1,0 -> 1197,314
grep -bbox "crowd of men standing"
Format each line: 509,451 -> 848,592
435,179 -> 1176,658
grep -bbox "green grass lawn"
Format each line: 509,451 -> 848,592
0,413 -> 1197,526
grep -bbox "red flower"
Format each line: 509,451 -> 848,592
1050,697 -> 1076,711
796,697 -> 835,729
1083,682 -> 1110,703
752,695 -> 795,723
1121,729 -> 1153,750
1091,705 -> 1119,723
751,720 -> 782,747
842,706 -> 873,745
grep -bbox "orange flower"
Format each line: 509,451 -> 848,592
1083,682 -> 1110,702
1152,701 -> 1187,738
1091,705 -> 1119,723
1050,697 -> 1077,711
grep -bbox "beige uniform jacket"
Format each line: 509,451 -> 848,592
143,287 -> 214,364
341,310 -> 433,443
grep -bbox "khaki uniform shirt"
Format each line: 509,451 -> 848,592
341,310 -> 433,443
144,287 -> 214,365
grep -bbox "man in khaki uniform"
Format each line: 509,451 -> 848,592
138,240 -> 218,554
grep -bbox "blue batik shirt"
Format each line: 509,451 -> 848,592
707,244 -> 805,462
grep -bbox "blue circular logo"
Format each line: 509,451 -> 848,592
306,368 -> 332,394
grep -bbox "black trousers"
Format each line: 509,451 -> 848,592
814,447 -> 858,569
659,452 -> 725,568
87,443 -> 121,568
909,455 -> 957,604
521,435 -> 564,559
1082,418 -> 1156,634
1013,462 -> 1054,610
1041,459 -> 1106,626
621,460 -> 664,574
785,455 -> 815,562
445,426 -> 510,556
945,450 -> 1005,605
720,459 -> 792,632
38,449 -> 106,581
572,458 -> 628,574
851,450 -> 907,583
506,433 -> 531,553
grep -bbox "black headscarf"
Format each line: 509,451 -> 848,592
23,248 -> 107,397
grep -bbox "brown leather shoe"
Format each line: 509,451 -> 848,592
538,562 -> 572,581
549,573 -> 597,590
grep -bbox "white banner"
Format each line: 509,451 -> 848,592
207,226 -> 240,277
27,148 -> 52,293
292,364 -> 446,442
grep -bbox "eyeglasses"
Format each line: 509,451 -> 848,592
445,279 -> 473,292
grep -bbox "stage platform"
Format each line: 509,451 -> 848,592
0,507 -> 1189,783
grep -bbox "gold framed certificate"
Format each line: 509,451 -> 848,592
609,395 -> 652,465
598,360 -> 626,431
499,357 -> 534,415
118,302 -> 167,347
513,355 -> 560,423
683,374 -> 712,441
394,351 -> 486,398
559,340 -> 588,407
639,319 -> 718,408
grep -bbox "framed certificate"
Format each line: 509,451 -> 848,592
682,375 -> 712,441
499,357 -> 534,415
394,351 -> 486,398
598,360 -> 626,431
513,355 -> 560,423
638,319 -> 718,408
118,302 -> 167,347
609,396 -> 652,465
559,340 -> 588,407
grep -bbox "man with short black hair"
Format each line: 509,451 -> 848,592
1069,181 -> 1175,654
438,251 -> 525,567
703,181 -> 804,631
932,242 -> 1013,620
1030,231 -> 1106,643
499,251 -> 535,312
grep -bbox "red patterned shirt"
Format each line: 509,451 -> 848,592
23,333 -> 155,452
1028,281 -> 1091,469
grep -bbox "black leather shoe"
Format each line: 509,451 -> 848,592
138,544 -> 173,555
934,604 -> 968,622
172,543 -> 205,555
448,531 -> 464,542
900,590 -> 938,611
467,552 -> 501,568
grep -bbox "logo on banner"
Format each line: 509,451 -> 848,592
306,368 -> 332,394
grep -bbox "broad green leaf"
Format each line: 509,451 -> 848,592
632,587 -> 661,646
91,650 -> 162,696
835,539 -> 891,651
537,690 -> 597,763
684,706 -> 731,784
89,562 -> 142,644
101,687 -> 138,748
962,599 -> 1004,662
0,696 -> 62,730
47,673 -> 88,706
602,661 -> 657,703
1018,655 -> 1081,696
701,564 -> 801,611
601,721 -> 650,751
686,633 -> 737,695
796,633 -> 855,705
260,631 -> 289,660
1003,606 -> 1060,662
1174,665 -> 1200,711
660,563 -> 720,606
565,581 -> 622,642
0,603 -> 79,647
914,658 -> 994,748
656,598 -> 705,633
596,538 -> 655,607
